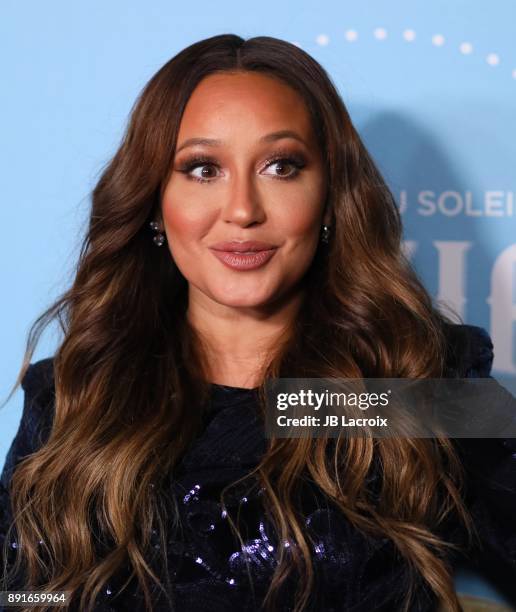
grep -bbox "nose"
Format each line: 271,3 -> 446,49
220,168 -> 266,227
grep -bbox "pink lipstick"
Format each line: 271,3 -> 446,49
209,240 -> 278,271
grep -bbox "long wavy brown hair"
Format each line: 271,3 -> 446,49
1,34 -> 477,612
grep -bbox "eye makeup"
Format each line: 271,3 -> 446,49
174,148 -> 308,184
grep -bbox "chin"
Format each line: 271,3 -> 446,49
211,288 -> 274,309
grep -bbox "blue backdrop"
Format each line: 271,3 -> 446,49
1,0 -> 515,605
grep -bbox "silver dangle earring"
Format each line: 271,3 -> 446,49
321,224 -> 331,244
149,220 -> 165,247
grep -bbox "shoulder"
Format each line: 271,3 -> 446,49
442,323 -> 494,378
20,356 -> 56,443
1,358 -> 56,488
0,358 -> 56,549
21,357 -> 55,399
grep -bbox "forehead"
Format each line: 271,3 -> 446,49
176,71 -> 316,143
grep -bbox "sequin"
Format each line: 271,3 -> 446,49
2,327 -> 514,612
183,484 -> 201,504
228,520 -> 280,576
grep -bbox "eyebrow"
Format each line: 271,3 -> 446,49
175,130 -> 308,154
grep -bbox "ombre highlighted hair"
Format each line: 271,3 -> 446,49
1,33 -> 474,612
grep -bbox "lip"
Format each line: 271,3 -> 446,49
210,245 -> 278,271
210,240 -> 277,252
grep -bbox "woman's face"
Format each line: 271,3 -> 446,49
161,70 -> 329,310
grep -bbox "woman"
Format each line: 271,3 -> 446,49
1,33 -> 515,612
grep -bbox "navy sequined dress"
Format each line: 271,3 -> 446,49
1,324 -> 516,611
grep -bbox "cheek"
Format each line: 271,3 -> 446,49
279,195 -> 324,241
161,191 -> 215,241
277,171 -> 326,236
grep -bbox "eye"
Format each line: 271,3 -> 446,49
176,151 -> 307,184
262,156 -> 306,180
176,156 -> 221,183
190,164 -> 219,182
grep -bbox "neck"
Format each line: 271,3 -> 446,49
186,285 -> 304,388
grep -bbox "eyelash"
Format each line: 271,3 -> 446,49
176,151 -> 307,184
